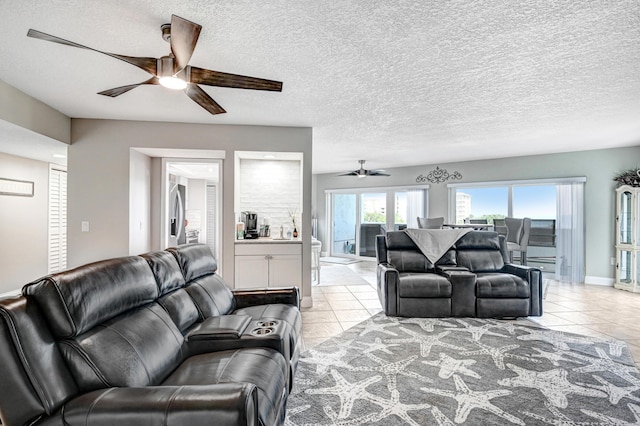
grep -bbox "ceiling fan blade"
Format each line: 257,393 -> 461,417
97,77 -> 159,97
27,29 -> 158,75
339,171 -> 359,176
368,171 -> 390,176
169,15 -> 201,72
184,84 -> 226,115
189,67 -> 283,91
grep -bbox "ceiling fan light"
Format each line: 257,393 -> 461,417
159,76 -> 188,90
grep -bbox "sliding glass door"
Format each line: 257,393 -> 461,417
448,178 -> 585,282
332,193 -> 357,256
328,187 -> 428,259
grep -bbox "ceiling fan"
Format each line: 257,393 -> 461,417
340,160 -> 390,177
27,14 -> 282,115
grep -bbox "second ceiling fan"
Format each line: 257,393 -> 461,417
27,14 -> 282,115
340,160 -> 390,177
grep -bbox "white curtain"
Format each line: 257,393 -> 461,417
406,189 -> 426,228
555,182 -> 585,283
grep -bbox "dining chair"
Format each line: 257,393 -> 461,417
493,218 -> 507,237
416,217 -> 445,229
469,219 -> 488,224
505,217 -> 532,265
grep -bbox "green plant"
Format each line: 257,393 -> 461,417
614,168 -> 640,187
364,212 -> 386,223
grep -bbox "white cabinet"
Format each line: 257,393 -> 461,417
614,185 -> 640,292
235,243 -> 302,289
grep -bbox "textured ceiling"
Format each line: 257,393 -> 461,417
1,0 -> 639,173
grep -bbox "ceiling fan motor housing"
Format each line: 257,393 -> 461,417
157,56 -> 175,78
161,23 -> 171,42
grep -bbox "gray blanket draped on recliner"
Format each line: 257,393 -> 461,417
403,228 -> 471,263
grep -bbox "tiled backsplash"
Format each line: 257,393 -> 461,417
238,159 -> 301,230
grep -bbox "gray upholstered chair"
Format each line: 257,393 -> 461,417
469,219 -> 488,224
416,217 -> 444,229
493,218 -> 507,237
505,217 -> 532,265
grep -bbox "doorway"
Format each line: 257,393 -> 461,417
163,160 -> 222,268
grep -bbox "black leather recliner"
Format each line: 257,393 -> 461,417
376,231 -> 543,318
0,244 -> 300,426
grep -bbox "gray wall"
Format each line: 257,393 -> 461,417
0,152 -> 50,292
0,79 -> 70,144
314,146 -> 640,282
68,119 -> 313,301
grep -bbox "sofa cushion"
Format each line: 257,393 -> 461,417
397,273 -> 452,298
476,273 -> 530,298
186,274 -> 235,317
385,231 -> 456,272
59,303 -> 186,392
141,250 -> 186,296
168,244 -> 218,282
388,250 -> 433,272
162,348 -> 288,426
456,231 -> 502,250
0,297 -> 79,422
455,232 -> 505,272
23,256 -> 158,338
158,289 -> 201,334
456,250 -> 505,272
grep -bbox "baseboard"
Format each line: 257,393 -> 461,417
301,296 -> 313,308
584,276 -> 614,286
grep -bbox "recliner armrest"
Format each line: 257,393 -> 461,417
501,264 -> 539,279
62,384 -> 258,426
439,270 -> 476,317
377,263 -> 399,316
435,265 -> 469,274
232,287 -> 300,310
502,264 -> 543,316
186,315 -> 253,341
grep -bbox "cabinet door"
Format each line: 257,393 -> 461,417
617,249 -> 634,285
618,189 -> 633,245
269,254 -> 302,287
235,255 -> 269,289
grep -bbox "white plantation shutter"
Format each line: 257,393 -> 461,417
48,166 -> 67,273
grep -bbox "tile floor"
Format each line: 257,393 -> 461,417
302,260 -> 640,367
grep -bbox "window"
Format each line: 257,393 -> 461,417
448,178 -> 585,282
455,187 -> 508,224
327,186 -> 428,258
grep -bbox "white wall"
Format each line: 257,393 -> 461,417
68,119 -> 313,302
129,149 -> 151,255
0,152 -> 50,292
314,146 -> 640,282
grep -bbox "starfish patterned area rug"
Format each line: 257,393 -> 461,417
285,313 -> 640,425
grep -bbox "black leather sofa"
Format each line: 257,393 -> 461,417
0,244 -> 301,426
376,231 -> 543,318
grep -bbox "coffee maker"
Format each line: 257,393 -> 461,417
241,211 -> 259,239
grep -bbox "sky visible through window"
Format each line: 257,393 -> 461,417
461,185 -> 556,219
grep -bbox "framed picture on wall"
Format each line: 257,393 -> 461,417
0,177 -> 34,197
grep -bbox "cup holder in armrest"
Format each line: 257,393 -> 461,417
257,320 -> 278,327
251,327 -> 275,336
